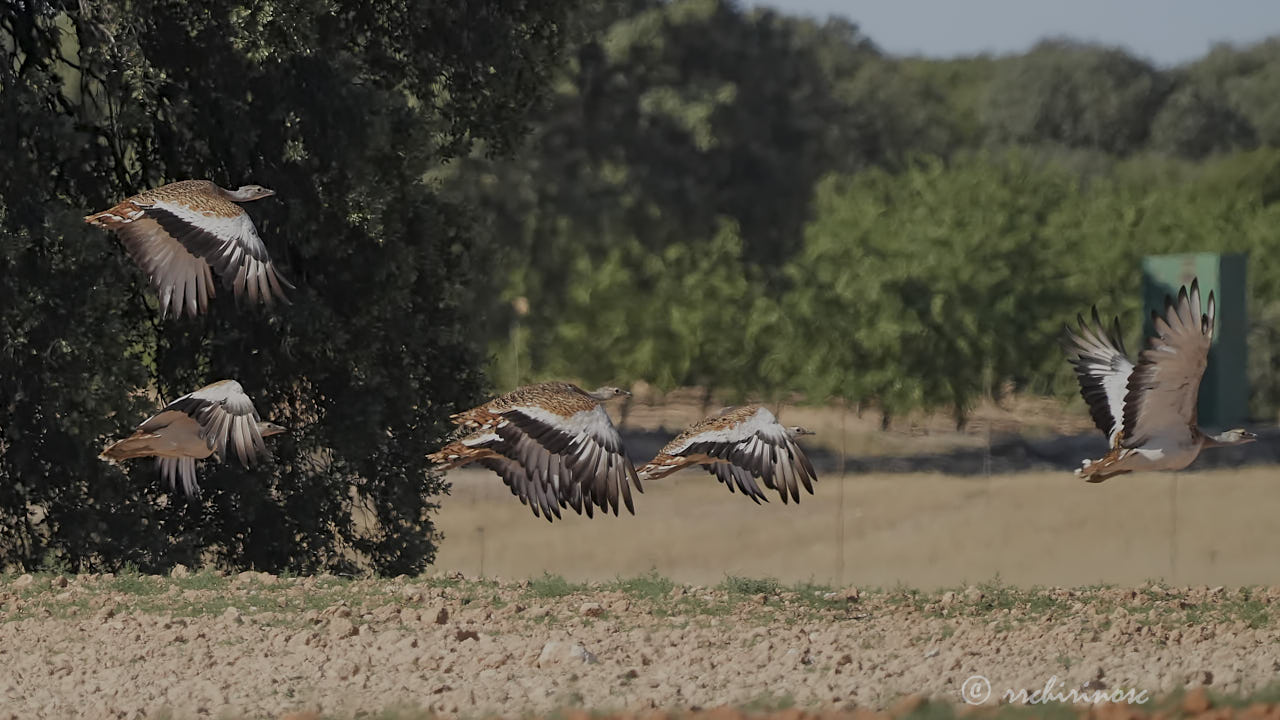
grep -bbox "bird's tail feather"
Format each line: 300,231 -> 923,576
428,441 -> 479,470
99,433 -> 162,463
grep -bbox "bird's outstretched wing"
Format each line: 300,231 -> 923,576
1121,279 -> 1214,447
145,379 -> 269,468
1062,307 -> 1133,446
88,180 -> 293,318
431,383 -> 642,519
640,406 -> 816,503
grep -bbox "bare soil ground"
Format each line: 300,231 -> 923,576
434,467 -> 1280,589
2,571 -> 1280,720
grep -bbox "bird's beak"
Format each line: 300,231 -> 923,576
262,189 -> 277,198
1244,430 -> 1258,441
621,390 -> 632,398
794,427 -> 816,436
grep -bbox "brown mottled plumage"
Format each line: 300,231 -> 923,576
86,180 -> 294,318
637,405 -> 817,504
430,382 -> 641,521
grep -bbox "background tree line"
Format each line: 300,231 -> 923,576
4,0 -> 1279,574
446,0 -> 1280,425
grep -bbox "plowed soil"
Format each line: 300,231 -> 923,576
1,572 -> 1278,719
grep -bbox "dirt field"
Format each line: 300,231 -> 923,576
2,571 -> 1279,719
434,467 -> 1280,588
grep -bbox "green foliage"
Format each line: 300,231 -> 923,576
778,155 -> 1082,423
983,39 -> 1170,154
524,572 -> 585,599
453,9 -> 1280,422
720,575 -> 782,596
0,0 -> 576,573
607,570 -> 675,601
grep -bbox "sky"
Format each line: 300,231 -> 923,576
756,0 -> 1280,66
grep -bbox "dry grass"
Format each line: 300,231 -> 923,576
434,466 -> 1280,589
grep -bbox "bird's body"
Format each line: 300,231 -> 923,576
86,180 -> 294,318
429,382 -> 641,521
1063,279 -> 1255,482
637,405 -> 817,504
100,379 -> 285,496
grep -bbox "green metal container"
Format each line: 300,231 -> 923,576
1141,253 -> 1249,429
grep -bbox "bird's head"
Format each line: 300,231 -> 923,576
1214,428 -> 1257,445
589,386 -> 631,401
230,184 -> 276,202
257,421 -> 288,437
788,425 -> 815,436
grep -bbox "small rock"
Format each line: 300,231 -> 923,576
836,654 -> 853,666
329,618 -> 356,639
454,629 -> 479,642
940,591 -> 957,608
525,606 -> 549,619
580,602 -> 604,617
12,574 -> 33,589
430,605 -> 449,625
327,659 -> 357,680
49,576 -> 68,589
537,641 -> 598,666
170,564 -> 190,580
221,607 -> 243,625
372,605 -> 400,622
1190,669 -> 1214,686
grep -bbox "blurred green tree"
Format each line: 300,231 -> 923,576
983,39 -> 1169,155
778,155 -> 1081,425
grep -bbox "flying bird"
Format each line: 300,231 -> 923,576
429,382 -> 641,521
99,379 -> 286,496
86,180 -> 294,318
637,405 -> 818,503
1062,278 -> 1255,482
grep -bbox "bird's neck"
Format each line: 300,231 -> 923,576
220,186 -> 258,202
1199,431 -> 1238,448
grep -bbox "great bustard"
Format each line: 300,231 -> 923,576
86,180 -> 294,318
99,380 -> 286,496
428,382 -> 642,521
636,405 -> 817,503
1062,278 -> 1255,482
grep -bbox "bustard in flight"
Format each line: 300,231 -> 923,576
1062,278 -> 1255,482
637,405 -> 817,503
99,380 -> 286,496
428,382 -> 641,521
86,180 -> 294,318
